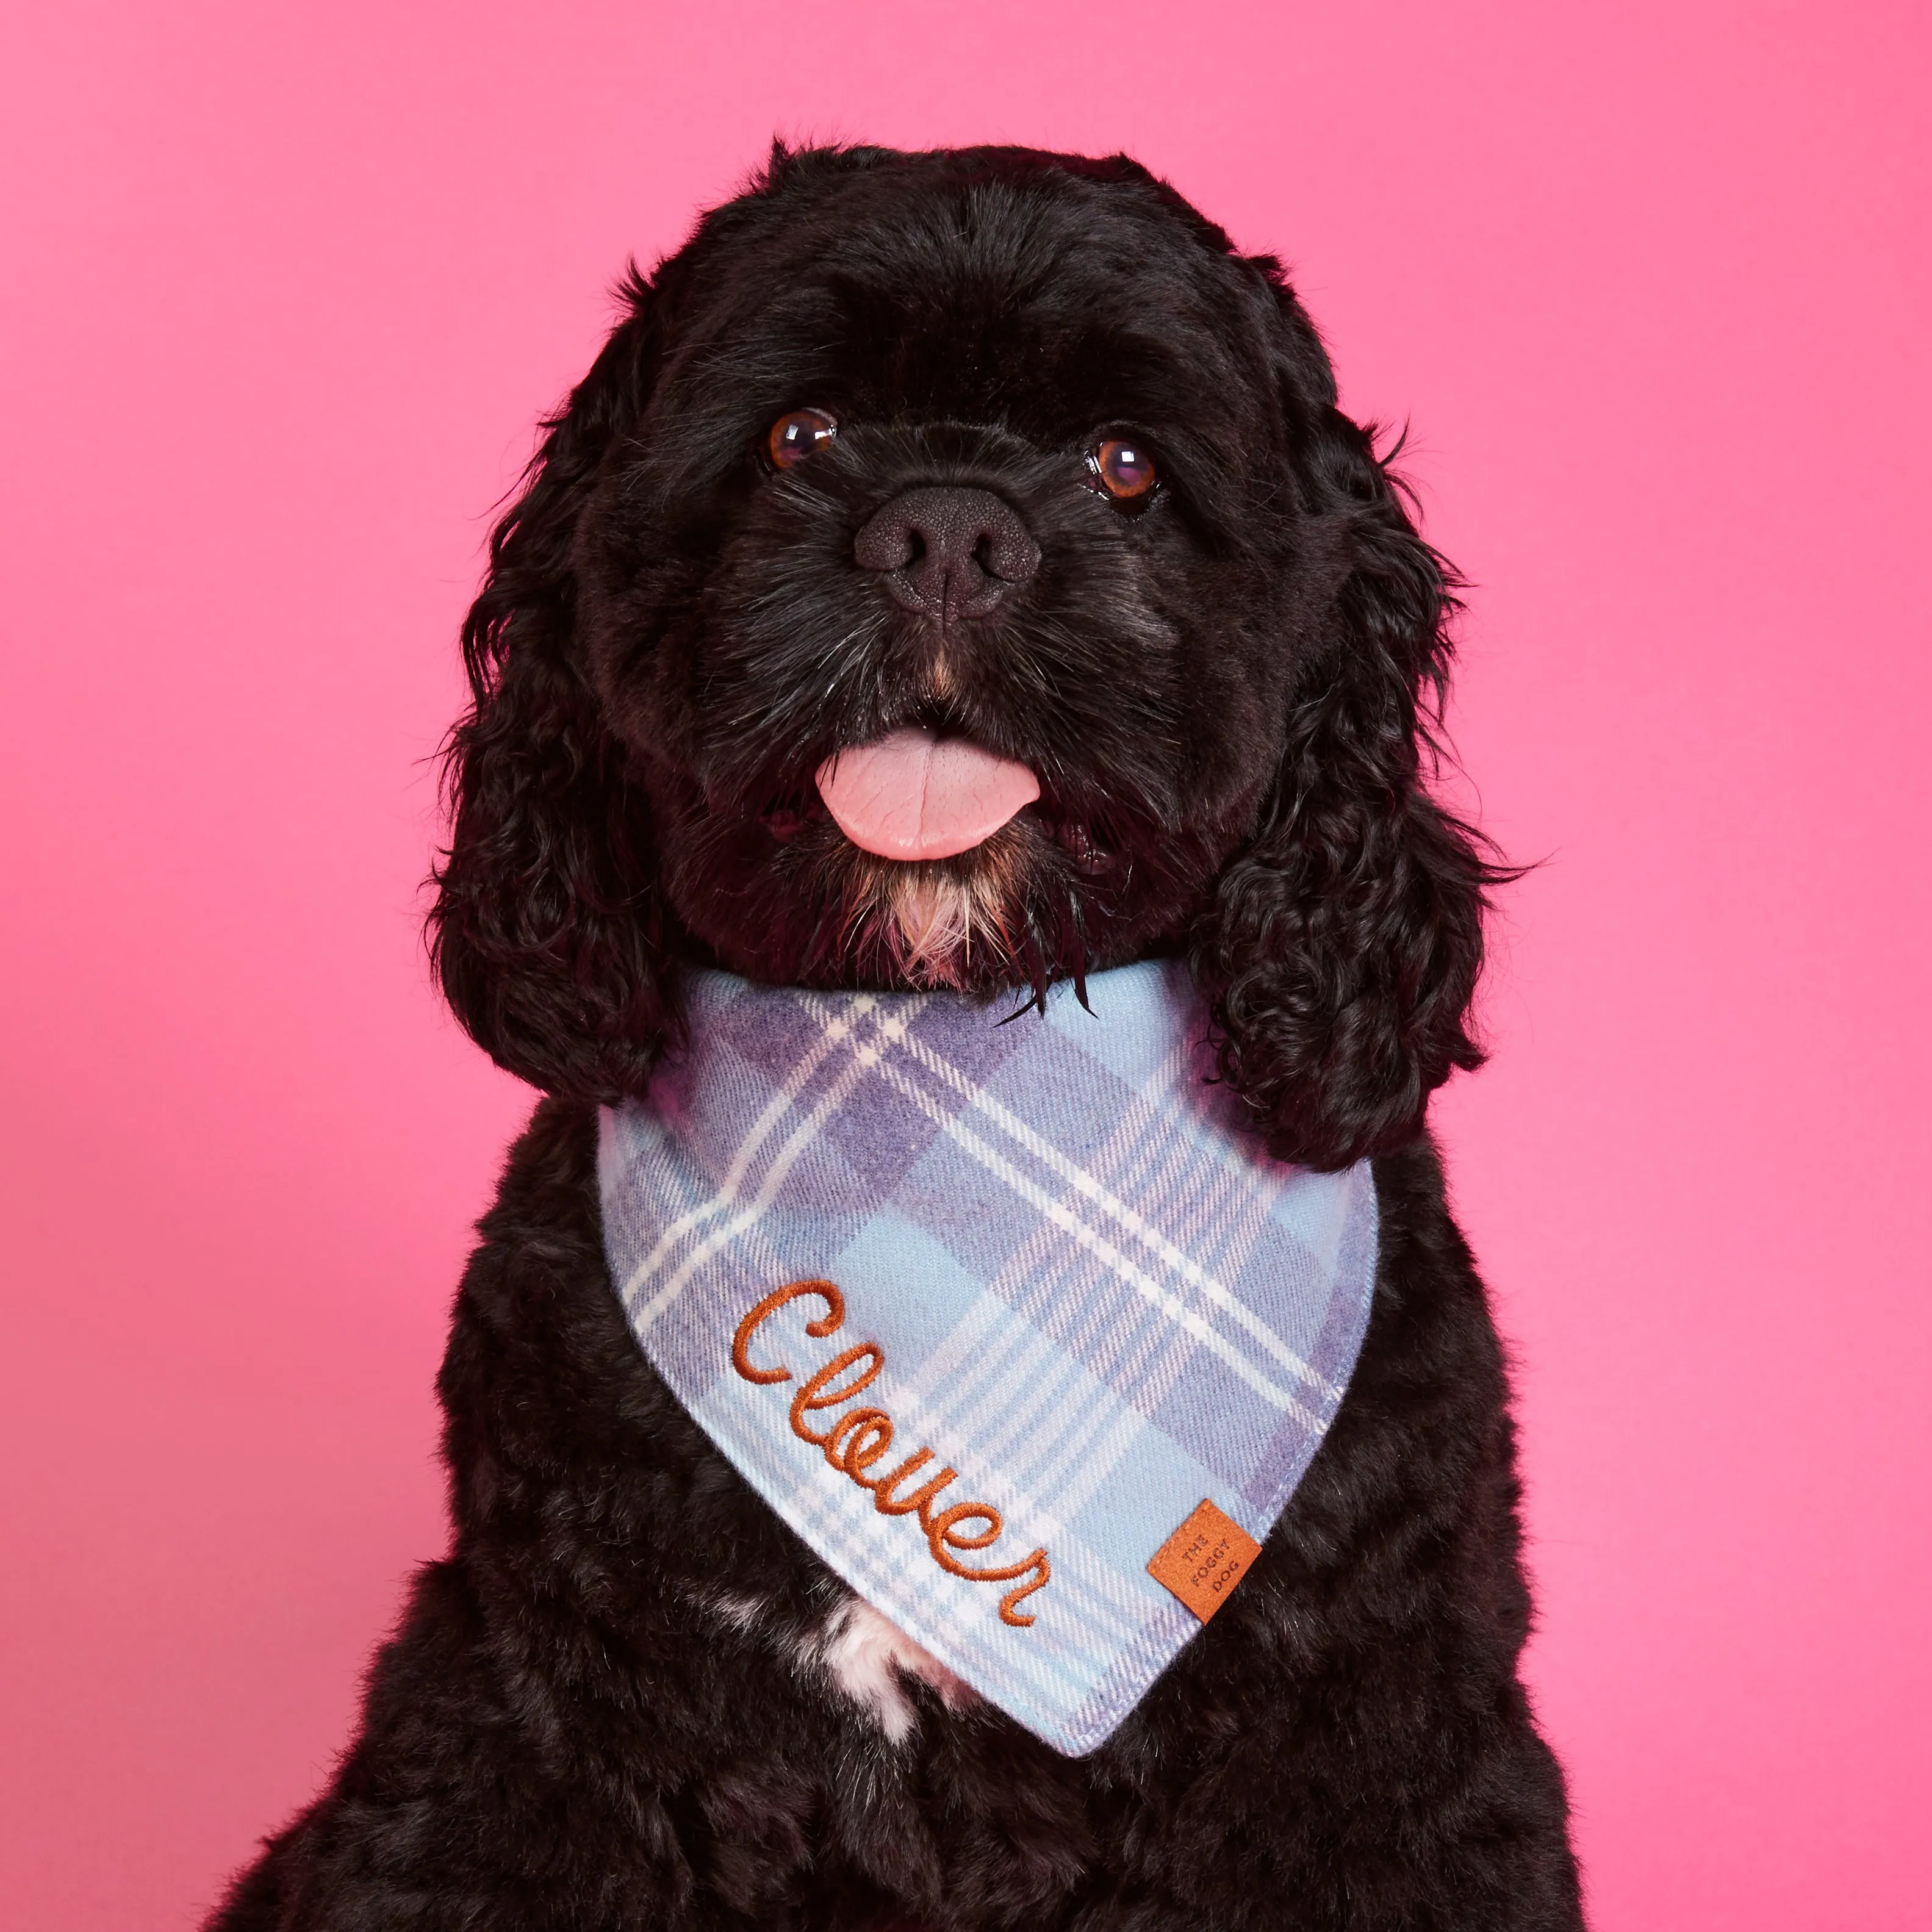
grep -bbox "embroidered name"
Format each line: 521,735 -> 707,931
731,1280 -> 1052,1628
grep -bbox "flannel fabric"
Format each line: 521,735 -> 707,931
597,960 -> 1378,1755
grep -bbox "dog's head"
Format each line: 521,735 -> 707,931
430,143 -> 1496,1169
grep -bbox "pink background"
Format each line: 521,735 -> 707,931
4,2 -> 1928,1926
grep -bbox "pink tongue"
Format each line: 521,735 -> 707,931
814,729 -> 1041,861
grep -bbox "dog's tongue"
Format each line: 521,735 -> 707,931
814,729 -> 1041,861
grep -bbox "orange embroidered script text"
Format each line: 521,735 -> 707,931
731,1280 -> 1052,1626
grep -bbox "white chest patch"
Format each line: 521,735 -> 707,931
811,1598 -> 974,1743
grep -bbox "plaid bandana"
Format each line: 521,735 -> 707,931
597,961 -> 1377,1756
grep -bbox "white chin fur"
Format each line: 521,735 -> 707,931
812,1598 -> 974,1743
886,866 -> 1010,987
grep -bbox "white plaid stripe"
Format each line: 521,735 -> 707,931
888,1021 -> 1342,1401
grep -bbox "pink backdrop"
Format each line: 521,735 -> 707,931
4,2 -> 1928,1926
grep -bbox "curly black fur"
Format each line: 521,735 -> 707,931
212,142 -> 1579,1929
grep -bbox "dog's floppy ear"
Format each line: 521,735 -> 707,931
1190,265 -> 1504,1171
429,281 -> 678,1101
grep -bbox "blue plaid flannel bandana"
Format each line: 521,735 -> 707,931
597,960 -> 1378,1756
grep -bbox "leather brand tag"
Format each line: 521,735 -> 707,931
1146,1499 -> 1262,1623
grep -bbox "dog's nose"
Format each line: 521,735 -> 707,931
853,487 -> 1040,623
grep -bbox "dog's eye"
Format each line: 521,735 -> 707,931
1089,438 -> 1158,503
768,408 -> 839,469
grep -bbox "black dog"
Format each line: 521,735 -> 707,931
209,143 -> 1582,1931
